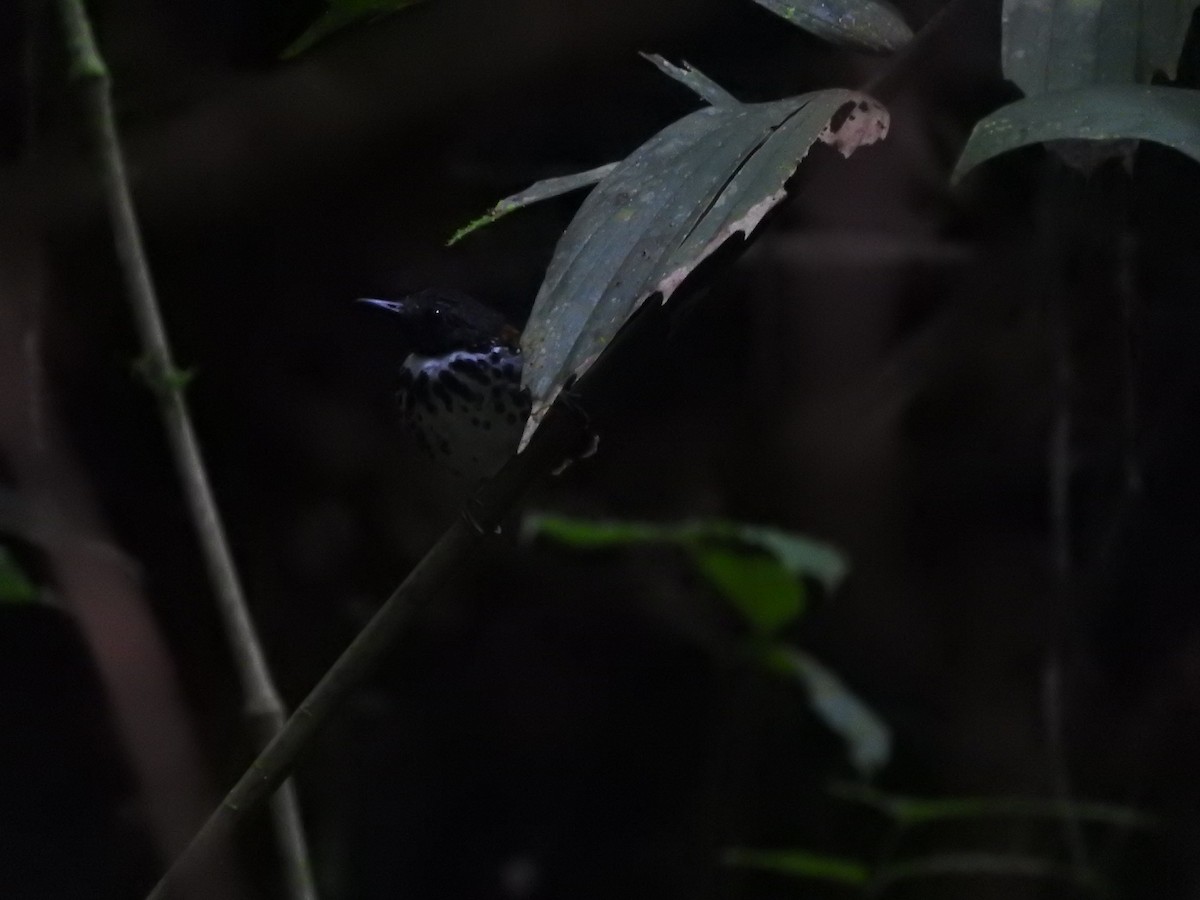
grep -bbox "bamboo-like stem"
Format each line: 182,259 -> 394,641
54,2 -> 317,898
145,397 -> 589,899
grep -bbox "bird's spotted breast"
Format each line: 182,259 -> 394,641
397,347 -> 530,481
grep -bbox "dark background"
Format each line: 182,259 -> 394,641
2,0 -> 1199,897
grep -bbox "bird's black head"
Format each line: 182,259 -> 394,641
359,288 -> 517,357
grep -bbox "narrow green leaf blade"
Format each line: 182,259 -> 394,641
953,85 -> 1200,182
829,782 -> 1157,828
764,646 -> 892,776
524,515 -> 848,597
751,0 -> 913,53
447,163 -> 619,246
724,848 -> 872,885
641,53 -> 740,106
520,514 -> 666,547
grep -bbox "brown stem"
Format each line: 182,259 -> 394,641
54,1 -> 317,897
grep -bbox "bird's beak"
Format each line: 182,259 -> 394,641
357,298 -> 408,315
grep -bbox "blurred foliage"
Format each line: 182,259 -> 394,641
725,848 -> 871,886
760,646 -> 891,776
729,783 -> 1153,894
830,782 -> 1158,828
282,0 -> 427,58
524,514 -> 888,773
0,546 -> 36,605
522,514 -> 847,632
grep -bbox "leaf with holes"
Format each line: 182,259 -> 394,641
751,0 -> 912,53
953,84 -> 1200,182
518,70 -> 888,447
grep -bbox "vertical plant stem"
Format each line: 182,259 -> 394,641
54,2 -> 317,898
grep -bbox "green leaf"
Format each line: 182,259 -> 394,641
876,852 -> 1105,891
1002,0 -> 1196,95
750,0 -> 913,53
829,782 -> 1157,828
523,516 -> 848,632
519,515 -> 666,548
446,163 -> 619,246
518,65 -> 889,446
639,53 -> 741,106
281,0 -> 427,59
132,356 -> 196,396
763,645 -> 892,776
525,514 -> 846,586
689,546 -> 804,636
723,848 -> 871,885
730,523 -> 847,593
0,546 -> 37,604
953,85 -> 1200,182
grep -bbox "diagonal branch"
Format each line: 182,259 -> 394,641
54,2 -> 317,898
144,393 -> 589,899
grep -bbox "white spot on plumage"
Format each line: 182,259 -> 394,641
399,347 -> 530,482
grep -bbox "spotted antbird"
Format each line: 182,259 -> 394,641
361,289 -> 532,482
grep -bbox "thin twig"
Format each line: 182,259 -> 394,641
145,396 -> 590,899
53,2 -> 317,898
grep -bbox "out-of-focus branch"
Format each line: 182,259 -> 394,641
53,2 -> 317,898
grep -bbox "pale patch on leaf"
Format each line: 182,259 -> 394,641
818,97 -> 891,157
516,70 -> 890,449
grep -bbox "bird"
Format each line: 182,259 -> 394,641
360,289 -> 532,483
